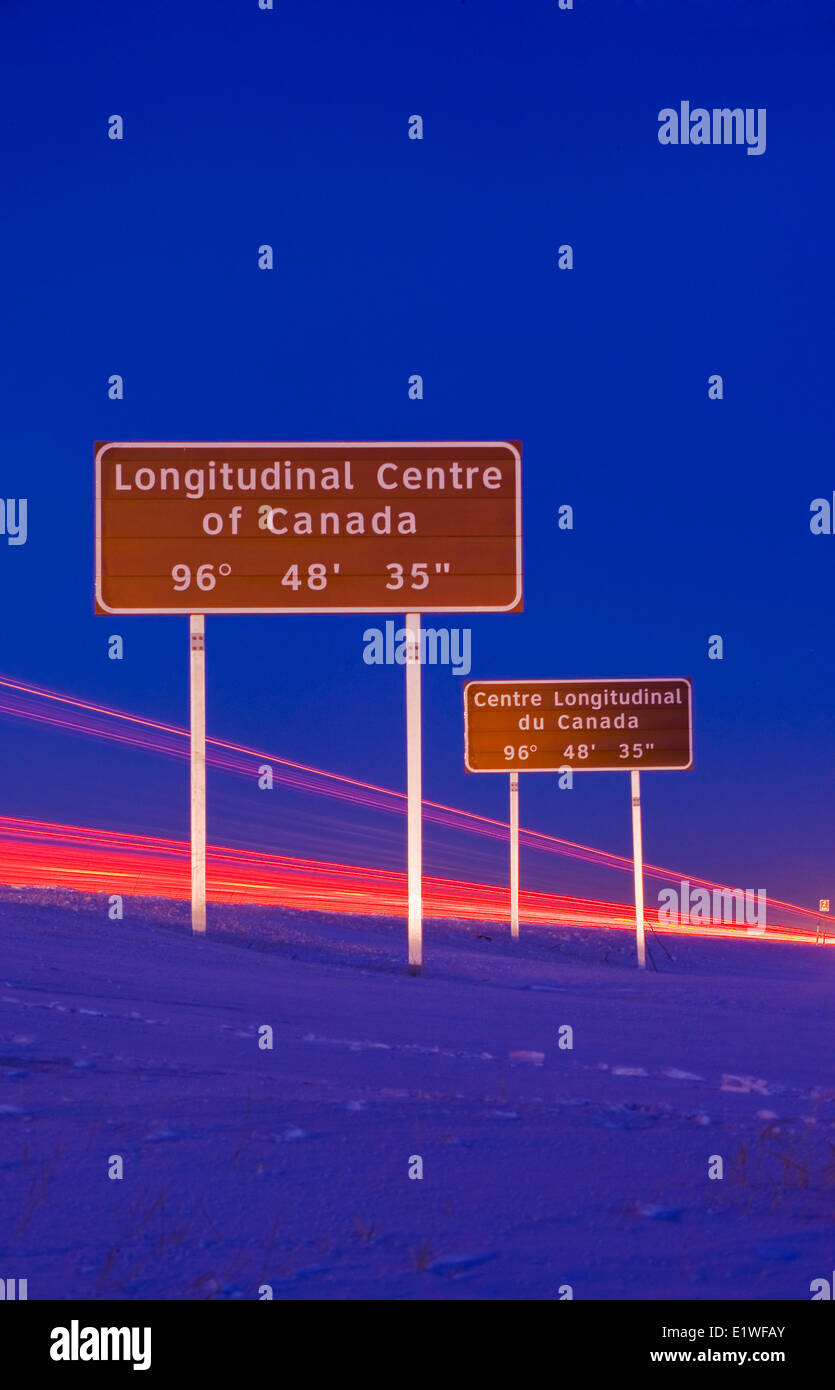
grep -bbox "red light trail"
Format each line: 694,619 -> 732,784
0,814 -> 822,944
0,675 -> 826,944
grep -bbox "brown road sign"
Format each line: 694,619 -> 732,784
464,677 -> 693,773
95,441 -> 522,615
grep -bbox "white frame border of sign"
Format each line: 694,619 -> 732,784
94,439 -> 523,616
463,676 -> 694,773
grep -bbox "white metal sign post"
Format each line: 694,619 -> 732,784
405,613 -> 423,973
630,769 -> 645,969
509,771 -> 519,938
189,615 -> 207,934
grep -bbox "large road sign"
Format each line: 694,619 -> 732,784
464,677 -> 693,773
95,441 -> 521,615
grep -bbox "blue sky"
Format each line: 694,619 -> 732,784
1,0 -> 834,904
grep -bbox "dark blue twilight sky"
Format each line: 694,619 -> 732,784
1,0 -> 834,906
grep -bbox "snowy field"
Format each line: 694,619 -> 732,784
1,886 -> 833,1301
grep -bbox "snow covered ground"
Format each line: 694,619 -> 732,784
1,886 -> 833,1301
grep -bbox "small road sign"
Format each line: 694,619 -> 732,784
464,677 -> 692,773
